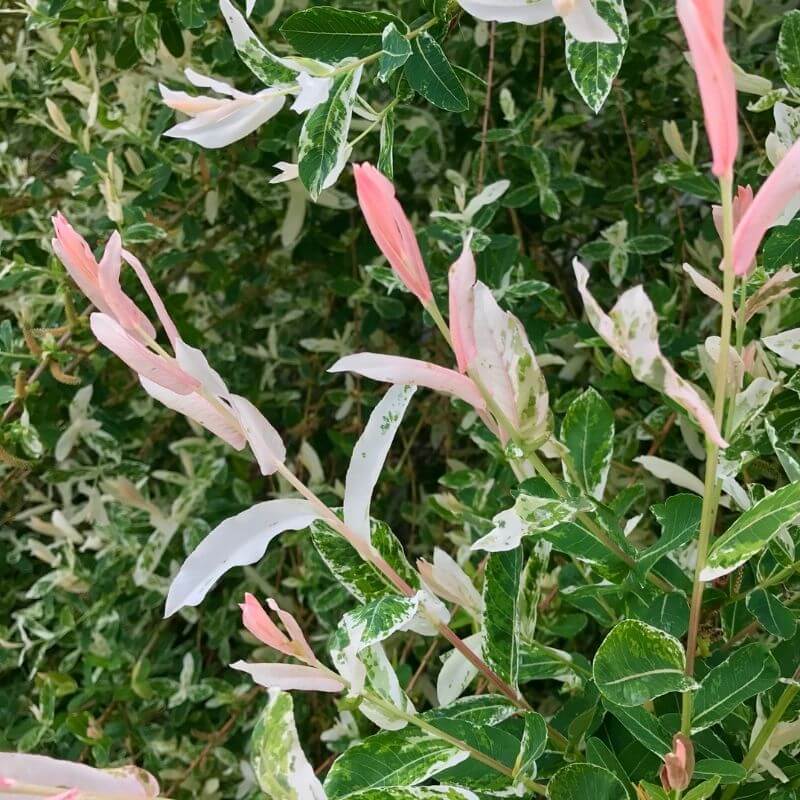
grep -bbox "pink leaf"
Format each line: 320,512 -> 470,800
353,162 -> 432,305
448,239 -> 477,374
676,0 -> 738,178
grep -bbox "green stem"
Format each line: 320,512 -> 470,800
720,677 -> 800,800
361,690 -> 548,796
681,173 -> 736,735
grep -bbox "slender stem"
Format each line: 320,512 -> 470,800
720,675 -> 800,800
361,690 -> 548,796
681,173 -> 736,735
271,460 -> 562,743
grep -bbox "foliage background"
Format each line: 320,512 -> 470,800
0,0 -> 794,797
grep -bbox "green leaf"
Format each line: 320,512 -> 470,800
562,387 -> 614,500
379,23 -> 412,82
324,697 -> 516,798
585,738 -> 635,800
746,588 -> 797,639
481,548 -> 522,690
251,689 -> 324,800
518,642 -> 587,682
639,592 -> 689,638
281,8 -> 399,61
601,699 -> 671,756
221,0 -> 298,86
627,234 -> 673,255
693,759 -> 747,784
701,481 -> 800,580
778,10 -> 800,92
311,517 -> 420,603
176,0 -> 213,29
405,33 -> 468,112
691,644 -> 780,732
593,619 -> 696,706
548,763 -> 627,800
378,108 -> 395,179
513,711 -> 547,779
298,67 -> 362,200
763,218 -> 800,270
639,494 -> 702,575
565,0 -> 629,113
684,778 -> 721,800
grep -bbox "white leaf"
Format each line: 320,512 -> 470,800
343,384 -> 416,548
436,632 -> 483,705
165,499 -> 319,615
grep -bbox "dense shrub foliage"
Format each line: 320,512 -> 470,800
3,0 -> 800,799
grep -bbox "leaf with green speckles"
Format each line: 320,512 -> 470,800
299,67 -> 362,200
250,688 -> 326,800
565,0 -> 629,113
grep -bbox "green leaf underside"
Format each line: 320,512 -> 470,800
746,588 -> 797,639
593,619 -> 695,706
565,0 -> 629,113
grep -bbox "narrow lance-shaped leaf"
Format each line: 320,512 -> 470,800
690,644 -> 780,732
593,619 -> 697,706
298,66 -> 363,200
165,499 -> 319,616
481,547 -> 522,690
701,480 -> 800,580
379,22 -> 412,82
250,688 -> 326,800
638,493 -> 702,575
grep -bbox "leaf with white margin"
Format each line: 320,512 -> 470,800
344,384 -> 416,548
342,788 -> 480,800
565,0 -> 628,113
481,549 -> 522,690
436,632 -> 483,705
701,481 -> 800,581
324,696 -> 515,798
250,688 -> 326,800
358,644 -> 416,730
593,619 -> 697,706
561,387 -> 614,500
573,259 -> 725,448
164,498 -> 319,615
763,328 -> 800,366
0,753 -> 159,798
766,418 -> 800,481
220,0 -> 300,87
638,493 -> 702,575
745,266 -> 799,321
473,494 -> 590,553
729,377 -> 778,435
298,66 -> 363,200
691,644 -> 780,733
331,594 -> 421,657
